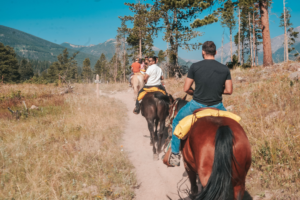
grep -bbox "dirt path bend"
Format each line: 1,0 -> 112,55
108,89 -> 192,200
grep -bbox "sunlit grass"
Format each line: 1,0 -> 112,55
0,83 -> 136,199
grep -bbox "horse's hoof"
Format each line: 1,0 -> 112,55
153,154 -> 159,160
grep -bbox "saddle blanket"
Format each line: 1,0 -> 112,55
174,109 -> 241,139
137,87 -> 166,101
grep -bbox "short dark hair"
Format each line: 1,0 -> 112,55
149,56 -> 157,63
202,41 -> 216,55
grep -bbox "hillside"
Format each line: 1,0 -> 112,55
215,26 -> 300,64
61,40 -> 192,67
0,25 -> 99,67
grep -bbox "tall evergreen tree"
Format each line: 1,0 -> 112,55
82,58 -> 92,82
157,50 -> 166,63
154,0 -> 217,76
123,1 -> 157,58
19,59 -> 34,81
280,8 -> 299,59
0,43 -> 20,83
94,53 -> 107,81
258,0 -> 273,66
218,0 -> 236,62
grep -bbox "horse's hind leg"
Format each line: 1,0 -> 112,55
186,167 -> 198,198
157,120 -> 165,154
154,119 -> 159,141
146,118 -> 158,160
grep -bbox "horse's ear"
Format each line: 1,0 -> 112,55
169,94 -> 174,104
182,94 -> 187,101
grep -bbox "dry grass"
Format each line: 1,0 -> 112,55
0,83 -> 136,199
165,62 -> 300,199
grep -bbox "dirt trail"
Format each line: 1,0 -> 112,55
107,89 -> 192,200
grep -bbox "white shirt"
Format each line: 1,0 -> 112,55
145,64 -> 163,86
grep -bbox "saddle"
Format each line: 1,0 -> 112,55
173,108 -> 241,140
137,87 -> 166,101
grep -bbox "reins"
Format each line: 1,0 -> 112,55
166,99 -> 179,128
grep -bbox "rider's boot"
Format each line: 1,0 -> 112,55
169,152 -> 181,167
133,100 -> 140,114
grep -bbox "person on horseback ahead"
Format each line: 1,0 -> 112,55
169,41 -> 233,167
133,56 -> 167,114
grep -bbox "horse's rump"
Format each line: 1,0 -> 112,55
182,116 -> 251,199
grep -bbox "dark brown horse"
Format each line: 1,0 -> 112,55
167,96 -> 252,200
140,92 -> 170,160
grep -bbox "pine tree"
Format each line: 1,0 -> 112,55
218,0 -> 236,62
0,43 -> 20,83
157,50 -> 166,64
19,59 -> 34,81
258,0 -> 273,66
94,53 -> 107,81
123,1 -> 157,59
280,8 -> 299,59
154,0 -> 217,76
82,58 -> 92,82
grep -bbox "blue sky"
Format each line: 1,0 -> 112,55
1,0 -> 300,60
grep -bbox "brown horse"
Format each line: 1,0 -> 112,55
141,92 -> 170,160
167,96 -> 251,200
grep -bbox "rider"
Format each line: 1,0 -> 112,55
169,41 -> 233,167
128,58 -> 141,86
133,56 -> 166,114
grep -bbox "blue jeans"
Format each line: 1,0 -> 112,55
171,100 -> 227,154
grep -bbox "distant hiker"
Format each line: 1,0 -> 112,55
133,56 -> 167,114
128,58 -> 141,86
169,41 -> 233,167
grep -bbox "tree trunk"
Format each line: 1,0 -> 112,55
253,12 -> 256,66
242,39 -> 244,65
249,12 -> 253,67
139,34 -> 142,59
259,0 -> 273,66
238,8 -> 241,64
283,0 -> 289,62
230,29 -> 233,62
123,37 -> 126,82
221,31 -> 224,64
174,9 -> 179,68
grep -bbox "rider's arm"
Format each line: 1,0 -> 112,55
184,78 -> 194,95
161,75 -> 164,80
223,80 -> 233,95
144,74 -> 149,83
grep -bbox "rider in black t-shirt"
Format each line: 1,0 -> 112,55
169,41 -> 233,167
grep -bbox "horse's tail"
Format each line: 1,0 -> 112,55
196,126 -> 234,200
154,92 -> 170,104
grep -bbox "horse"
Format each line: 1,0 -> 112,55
166,96 -> 252,200
140,92 -> 170,160
130,74 -> 144,98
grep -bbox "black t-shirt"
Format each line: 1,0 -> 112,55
187,59 -> 231,106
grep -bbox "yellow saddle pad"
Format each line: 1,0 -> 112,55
137,87 -> 166,101
174,109 -> 241,139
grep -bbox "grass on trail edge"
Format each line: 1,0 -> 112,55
0,84 -> 136,199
